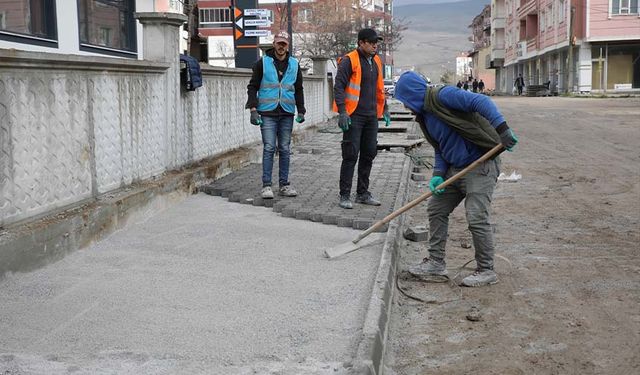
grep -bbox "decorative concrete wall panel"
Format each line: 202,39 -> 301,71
92,74 -> 166,193
0,72 -> 93,226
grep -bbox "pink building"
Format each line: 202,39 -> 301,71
469,4 -> 497,90
492,0 -> 639,93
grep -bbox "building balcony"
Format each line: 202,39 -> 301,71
492,16 -> 505,30
486,53 -> 504,69
491,47 -> 505,60
517,0 -> 537,19
527,37 -> 538,53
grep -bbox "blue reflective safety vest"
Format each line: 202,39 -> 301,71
257,55 -> 298,114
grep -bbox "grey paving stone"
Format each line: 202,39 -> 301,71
337,216 -> 354,227
403,225 -> 429,242
252,197 -> 265,206
310,212 -> 325,222
322,214 -> 339,225
229,192 -> 242,202
353,219 -> 374,230
273,201 -> 288,213
263,199 -> 275,207
282,206 -> 301,218
295,210 -> 311,220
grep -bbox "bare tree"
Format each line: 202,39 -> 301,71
271,2 -> 290,32
292,0 -> 366,59
214,40 -> 234,68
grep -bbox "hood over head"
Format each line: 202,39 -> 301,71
394,71 -> 428,114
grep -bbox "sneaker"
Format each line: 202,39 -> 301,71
339,195 -> 353,209
461,269 -> 498,287
279,185 -> 298,197
355,192 -> 381,206
261,186 -> 274,199
408,258 -> 448,282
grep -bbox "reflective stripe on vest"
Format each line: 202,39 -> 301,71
257,55 -> 299,114
332,50 -> 386,118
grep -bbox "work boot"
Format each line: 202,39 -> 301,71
339,195 -> 353,209
461,269 -> 498,287
279,185 -> 298,197
355,192 -> 381,206
261,186 -> 274,199
408,258 -> 448,282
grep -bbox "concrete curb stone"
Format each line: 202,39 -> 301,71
352,150 -> 412,374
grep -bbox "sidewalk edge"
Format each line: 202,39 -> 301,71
353,151 -> 412,375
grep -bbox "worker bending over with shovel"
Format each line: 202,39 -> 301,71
394,71 -> 518,287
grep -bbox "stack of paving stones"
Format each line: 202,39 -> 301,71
201,109 -> 416,232
376,110 -> 424,150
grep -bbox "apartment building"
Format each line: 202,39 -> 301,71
469,4 -> 496,90
493,0 -> 639,94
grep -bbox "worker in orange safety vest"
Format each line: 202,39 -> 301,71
333,28 -> 391,209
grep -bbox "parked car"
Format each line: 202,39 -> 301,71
384,79 -> 395,96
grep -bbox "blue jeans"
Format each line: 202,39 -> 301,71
260,115 -> 294,187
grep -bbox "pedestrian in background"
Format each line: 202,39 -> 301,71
478,79 -> 485,93
456,81 -> 463,89
333,28 -> 391,209
246,31 -> 306,199
472,78 -> 479,93
394,71 -> 519,287
514,73 -> 525,95
463,81 -> 469,91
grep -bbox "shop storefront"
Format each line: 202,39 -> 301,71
590,42 -> 640,91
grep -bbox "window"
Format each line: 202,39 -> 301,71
199,8 -> 233,25
298,8 -> 312,23
547,4 -> 553,28
0,0 -> 58,46
77,0 -> 137,57
559,0 -> 566,23
612,0 -> 639,15
540,9 -> 545,30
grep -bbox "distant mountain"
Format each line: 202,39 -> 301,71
393,0 -> 489,81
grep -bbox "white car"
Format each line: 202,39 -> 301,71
384,79 -> 395,96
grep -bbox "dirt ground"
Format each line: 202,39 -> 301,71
384,96 -> 640,374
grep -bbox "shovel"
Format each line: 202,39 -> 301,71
324,144 -> 504,259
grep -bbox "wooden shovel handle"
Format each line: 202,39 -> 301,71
352,144 -> 504,244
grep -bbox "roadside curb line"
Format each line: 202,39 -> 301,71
353,150 -> 412,375
0,122 -> 326,280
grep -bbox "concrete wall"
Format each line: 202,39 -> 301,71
0,49 -> 329,228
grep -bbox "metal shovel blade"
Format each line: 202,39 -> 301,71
324,233 -> 385,259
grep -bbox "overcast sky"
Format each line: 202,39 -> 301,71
393,0 -> 468,6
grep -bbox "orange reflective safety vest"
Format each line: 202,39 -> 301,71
332,50 -> 386,118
